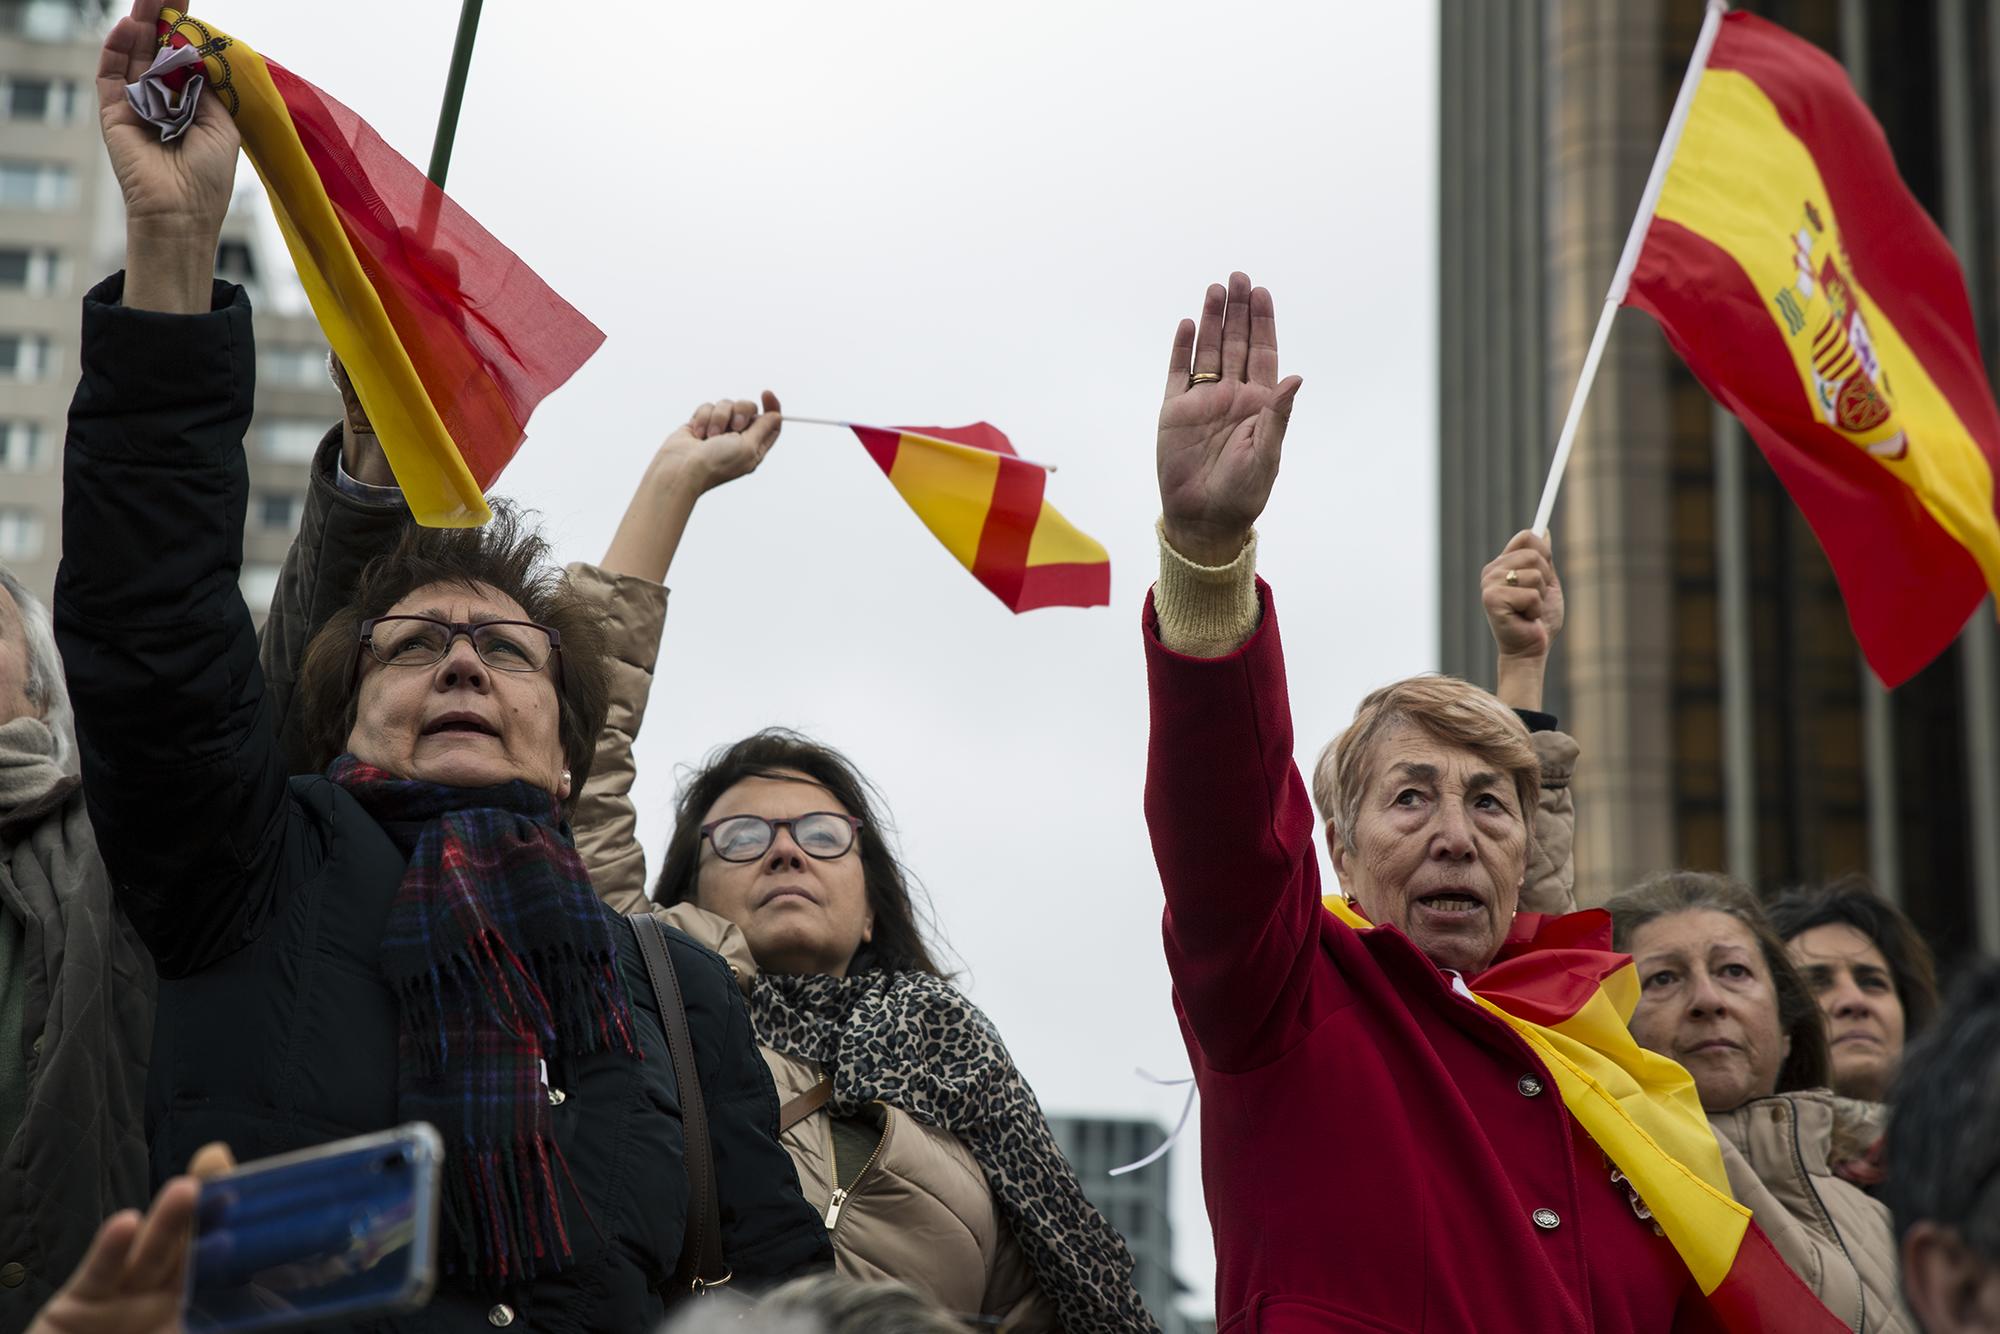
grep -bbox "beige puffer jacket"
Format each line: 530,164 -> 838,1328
565,562 -> 1051,1331
1710,1092 -> 1914,1333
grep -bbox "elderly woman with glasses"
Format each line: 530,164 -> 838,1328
1137,272 -> 1856,1333
52,9 -> 829,1327
544,398 -> 1160,1333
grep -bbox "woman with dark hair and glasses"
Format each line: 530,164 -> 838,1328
564,396 -> 1159,1334
54,13 -> 828,1326
1769,873 -> 1940,1107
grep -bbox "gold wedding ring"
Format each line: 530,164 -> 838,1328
1188,371 -> 1223,387
1505,569 -> 1519,586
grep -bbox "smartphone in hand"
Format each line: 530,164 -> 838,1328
183,1123 -> 443,1334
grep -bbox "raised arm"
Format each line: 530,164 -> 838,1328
259,357 -> 412,774
56,0 -> 286,976
1142,272 -> 1326,1068
573,395 -> 783,911
1480,531 -> 1580,913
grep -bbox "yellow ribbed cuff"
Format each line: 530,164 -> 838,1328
1152,519 -> 1260,658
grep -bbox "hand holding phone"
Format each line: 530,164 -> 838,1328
183,1124 -> 443,1334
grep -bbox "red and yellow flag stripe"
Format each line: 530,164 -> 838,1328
156,12 -> 603,527
850,423 -> 1111,612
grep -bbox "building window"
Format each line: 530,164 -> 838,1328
261,419 -> 326,462
258,491 -> 303,533
214,239 -> 257,287
0,334 -> 56,381
0,76 -> 78,124
0,161 -> 75,210
0,421 -> 46,471
0,246 -> 65,295
0,507 -> 44,560
259,346 -> 330,390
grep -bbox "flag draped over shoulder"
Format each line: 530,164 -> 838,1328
145,11 -> 603,527
849,423 -> 1111,612
1322,898 -> 1850,1331
1624,10 -> 2000,686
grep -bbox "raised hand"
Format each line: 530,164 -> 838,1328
1157,272 -> 1304,565
658,392 -> 784,494
1482,530 -> 1565,712
98,0 -> 240,313
599,392 -> 783,585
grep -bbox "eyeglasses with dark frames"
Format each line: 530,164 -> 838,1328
351,615 -> 565,690
700,812 -> 864,863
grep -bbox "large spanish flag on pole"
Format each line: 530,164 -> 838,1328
1323,898 -> 1850,1331
831,421 -> 1111,613
1535,3 -> 2000,687
134,10 -> 603,527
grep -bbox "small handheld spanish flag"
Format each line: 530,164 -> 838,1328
840,421 -> 1110,613
130,10 -> 604,527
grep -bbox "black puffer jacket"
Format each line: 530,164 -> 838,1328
54,274 -> 831,1331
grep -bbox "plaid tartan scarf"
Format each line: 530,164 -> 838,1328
754,970 -> 1161,1334
328,756 -> 637,1284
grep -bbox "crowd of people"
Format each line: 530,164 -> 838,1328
2,3 -> 1998,1332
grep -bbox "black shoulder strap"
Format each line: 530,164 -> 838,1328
628,914 -> 728,1293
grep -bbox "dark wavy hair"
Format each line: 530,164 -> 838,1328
1605,871 -> 1831,1098
654,729 -> 948,978
295,502 -> 609,812
1768,873 -> 1940,1039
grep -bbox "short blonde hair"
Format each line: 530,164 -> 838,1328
1311,674 -> 1538,861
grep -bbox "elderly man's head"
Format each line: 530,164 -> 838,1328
1887,962 -> 2000,1333
1312,675 -> 1538,976
0,563 -> 75,770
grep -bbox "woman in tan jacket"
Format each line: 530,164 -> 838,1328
568,394 -> 1157,1334
1606,872 -> 1914,1334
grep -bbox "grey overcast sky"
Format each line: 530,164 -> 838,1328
205,0 -> 1440,1312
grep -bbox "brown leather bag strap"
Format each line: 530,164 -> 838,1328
629,914 -> 728,1293
777,1075 -> 835,1134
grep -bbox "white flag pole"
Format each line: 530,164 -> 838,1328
1531,0 -> 1731,536
784,416 -> 1060,472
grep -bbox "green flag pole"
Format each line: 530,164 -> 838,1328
425,0 -> 485,188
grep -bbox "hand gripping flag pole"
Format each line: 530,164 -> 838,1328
1530,0 -> 1729,536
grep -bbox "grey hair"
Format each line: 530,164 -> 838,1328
1885,962 -> 2000,1259
0,563 -> 75,772
661,1275 -> 966,1334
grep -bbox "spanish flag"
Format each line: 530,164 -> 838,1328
1624,9 -> 2000,686
1322,898 -> 1848,1331
144,11 -> 603,527
849,423 -> 1111,612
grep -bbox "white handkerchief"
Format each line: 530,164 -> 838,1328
122,43 -> 209,142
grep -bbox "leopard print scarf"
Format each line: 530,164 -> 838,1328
754,970 -> 1160,1334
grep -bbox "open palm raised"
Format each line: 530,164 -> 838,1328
1157,272 -> 1304,566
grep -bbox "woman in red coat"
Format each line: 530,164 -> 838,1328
1140,273 -> 1830,1333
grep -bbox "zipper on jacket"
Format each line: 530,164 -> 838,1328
824,1105 -> 891,1234
1774,1097 -> 1868,1333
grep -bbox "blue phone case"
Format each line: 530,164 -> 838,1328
183,1123 -> 442,1334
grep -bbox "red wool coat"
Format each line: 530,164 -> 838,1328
1143,584 -> 1716,1334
